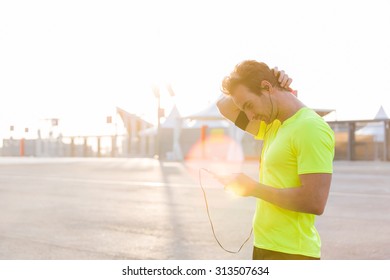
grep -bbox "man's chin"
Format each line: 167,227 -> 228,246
260,117 -> 270,124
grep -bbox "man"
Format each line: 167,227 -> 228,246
216,60 -> 335,260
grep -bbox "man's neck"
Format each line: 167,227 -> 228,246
276,90 -> 306,123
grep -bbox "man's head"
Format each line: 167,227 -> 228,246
221,60 -> 283,124
221,60 -> 281,97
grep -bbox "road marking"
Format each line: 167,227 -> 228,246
330,191 -> 390,199
0,173 -> 201,189
1,174 -> 389,196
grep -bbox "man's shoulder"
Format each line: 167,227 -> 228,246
295,109 -> 331,130
288,110 -> 334,143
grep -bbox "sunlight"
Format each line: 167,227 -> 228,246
186,132 -> 244,162
2,0 -> 390,146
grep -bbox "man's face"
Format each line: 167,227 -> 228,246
231,84 -> 274,124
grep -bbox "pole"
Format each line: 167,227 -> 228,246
156,95 -> 161,159
152,85 -> 161,159
20,138 -> 25,157
384,120 -> 390,161
348,122 -> 356,161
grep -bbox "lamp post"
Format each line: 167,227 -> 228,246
106,114 -> 118,157
152,84 -> 176,160
153,85 -> 161,159
9,125 -> 15,155
20,127 -> 29,157
166,84 -> 182,161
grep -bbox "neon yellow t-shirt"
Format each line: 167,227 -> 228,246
254,107 -> 335,258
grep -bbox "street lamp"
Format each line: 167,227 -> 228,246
106,114 -> 118,157
166,84 -> 175,98
9,125 -> 14,140
152,84 -> 176,160
152,85 -> 162,159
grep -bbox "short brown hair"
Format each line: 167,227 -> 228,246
221,60 -> 280,96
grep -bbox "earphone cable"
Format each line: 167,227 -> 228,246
199,168 -> 253,254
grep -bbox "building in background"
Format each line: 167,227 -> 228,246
329,106 -> 390,161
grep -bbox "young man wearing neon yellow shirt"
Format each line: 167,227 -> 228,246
217,60 -> 335,260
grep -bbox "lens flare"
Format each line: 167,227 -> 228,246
185,133 -> 244,162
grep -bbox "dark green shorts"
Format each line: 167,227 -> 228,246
252,246 -> 320,260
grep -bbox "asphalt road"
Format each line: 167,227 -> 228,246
0,157 -> 389,260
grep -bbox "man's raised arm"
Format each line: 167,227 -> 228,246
216,97 -> 260,136
217,67 -> 293,136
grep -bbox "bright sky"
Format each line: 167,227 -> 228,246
1,0 -> 390,140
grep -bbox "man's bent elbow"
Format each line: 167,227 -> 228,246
216,99 -> 233,120
216,99 -> 225,116
301,199 -> 327,215
216,99 -> 223,111
311,203 -> 326,216
314,208 -> 325,216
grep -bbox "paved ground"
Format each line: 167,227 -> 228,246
0,157 -> 389,260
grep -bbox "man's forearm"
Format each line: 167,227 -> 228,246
217,97 -> 259,135
216,96 -> 241,123
250,182 -> 323,215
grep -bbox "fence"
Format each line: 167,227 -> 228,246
1,135 -> 137,158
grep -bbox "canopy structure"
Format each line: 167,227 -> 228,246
356,106 -> 389,142
116,107 -> 153,135
139,105 -> 183,136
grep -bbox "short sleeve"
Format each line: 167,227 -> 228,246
293,120 -> 335,174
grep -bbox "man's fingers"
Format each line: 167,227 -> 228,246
273,67 -> 293,88
273,67 -> 279,76
280,75 -> 293,88
286,78 -> 292,87
278,70 -> 285,83
282,77 -> 293,88
280,75 -> 289,87
214,175 -> 230,185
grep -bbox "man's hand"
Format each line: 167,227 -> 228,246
273,67 -> 293,89
216,173 -> 258,197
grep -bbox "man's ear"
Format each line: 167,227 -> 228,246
260,80 -> 273,94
